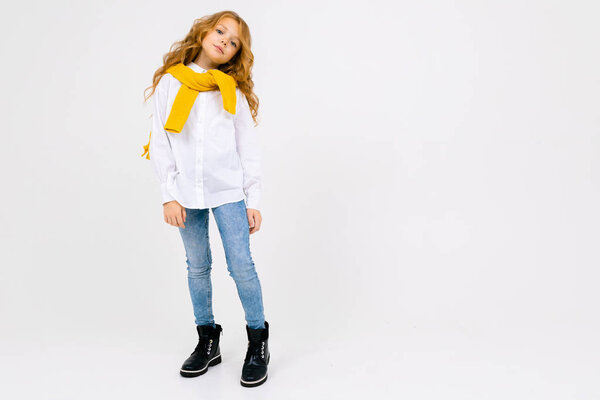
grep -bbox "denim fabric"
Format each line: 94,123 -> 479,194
178,199 -> 265,330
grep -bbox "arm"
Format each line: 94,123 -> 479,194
149,76 -> 178,205
234,90 -> 262,211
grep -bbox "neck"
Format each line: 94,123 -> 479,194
193,54 -> 219,70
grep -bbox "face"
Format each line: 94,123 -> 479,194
197,17 -> 241,68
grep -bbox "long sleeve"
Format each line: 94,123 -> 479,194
149,76 -> 178,205
234,91 -> 262,210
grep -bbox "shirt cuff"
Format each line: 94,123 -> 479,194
244,192 -> 260,210
160,182 -> 176,204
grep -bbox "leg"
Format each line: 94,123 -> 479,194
178,207 -> 215,327
212,199 -> 266,329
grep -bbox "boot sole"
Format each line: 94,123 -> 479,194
180,354 -> 222,377
240,373 -> 268,387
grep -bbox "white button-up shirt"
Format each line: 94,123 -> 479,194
149,61 -> 262,210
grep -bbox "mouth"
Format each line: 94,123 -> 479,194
214,44 -> 224,54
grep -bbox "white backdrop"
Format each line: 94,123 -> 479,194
0,0 -> 598,398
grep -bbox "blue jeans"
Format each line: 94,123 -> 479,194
178,199 -> 266,330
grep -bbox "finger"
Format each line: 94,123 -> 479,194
182,208 -> 186,223
253,214 -> 261,230
250,221 -> 259,234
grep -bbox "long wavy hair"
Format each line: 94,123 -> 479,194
143,10 -> 259,126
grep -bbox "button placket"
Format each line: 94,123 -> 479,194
195,93 -> 206,207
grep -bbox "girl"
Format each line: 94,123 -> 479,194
141,10 -> 270,388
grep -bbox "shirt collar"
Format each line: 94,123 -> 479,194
187,61 -> 208,73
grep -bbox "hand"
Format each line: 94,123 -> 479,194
247,208 -> 262,234
163,200 -> 186,228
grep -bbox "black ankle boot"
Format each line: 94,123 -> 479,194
180,323 -> 223,377
240,320 -> 270,387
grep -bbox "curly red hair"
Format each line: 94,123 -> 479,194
143,10 -> 259,125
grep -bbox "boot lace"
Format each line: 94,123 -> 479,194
193,335 -> 214,356
245,340 -> 266,362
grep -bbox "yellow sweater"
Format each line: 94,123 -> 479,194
142,63 -> 238,160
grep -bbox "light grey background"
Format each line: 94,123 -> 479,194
0,0 -> 598,398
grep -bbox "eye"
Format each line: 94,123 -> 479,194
216,28 -> 237,47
